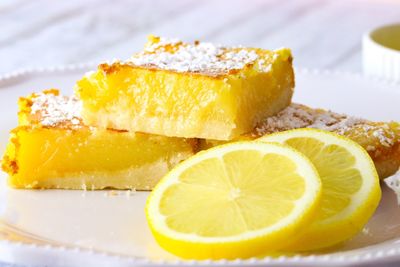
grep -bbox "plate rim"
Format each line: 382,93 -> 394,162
1,65 -> 400,266
0,64 -> 399,89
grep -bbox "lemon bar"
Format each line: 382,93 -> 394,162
1,90 -> 197,190
75,36 -> 294,140
201,103 -> 400,179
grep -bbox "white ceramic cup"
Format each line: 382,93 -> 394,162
363,24 -> 400,83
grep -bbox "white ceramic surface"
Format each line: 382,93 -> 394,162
0,67 -> 400,266
363,24 -> 400,83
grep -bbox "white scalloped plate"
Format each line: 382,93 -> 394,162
1,66 -> 400,267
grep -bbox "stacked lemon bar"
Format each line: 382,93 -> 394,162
2,36 -> 400,190
1,36 -> 295,189
76,36 -> 294,140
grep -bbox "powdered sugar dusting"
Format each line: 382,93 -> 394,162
253,103 -> 364,135
253,103 -> 397,149
30,92 -> 82,126
372,128 -> 394,147
128,37 -> 262,75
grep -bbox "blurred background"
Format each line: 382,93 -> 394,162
0,0 -> 399,75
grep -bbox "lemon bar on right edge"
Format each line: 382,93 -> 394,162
75,36 -> 294,140
201,103 -> 400,179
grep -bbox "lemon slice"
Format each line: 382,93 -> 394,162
146,142 -> 321,259
259,129 -> 381,251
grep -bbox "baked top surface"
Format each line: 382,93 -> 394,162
249,103 -> 400,153
122,35 -> 290,77
18,89 -> 84,129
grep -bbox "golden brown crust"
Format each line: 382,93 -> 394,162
1,130 -> 19,176
373,143 -> 400,178
99,61 -> 230,79
97,36 -> 292,79
99,51 -> 292,79
1,152 -> 18,175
